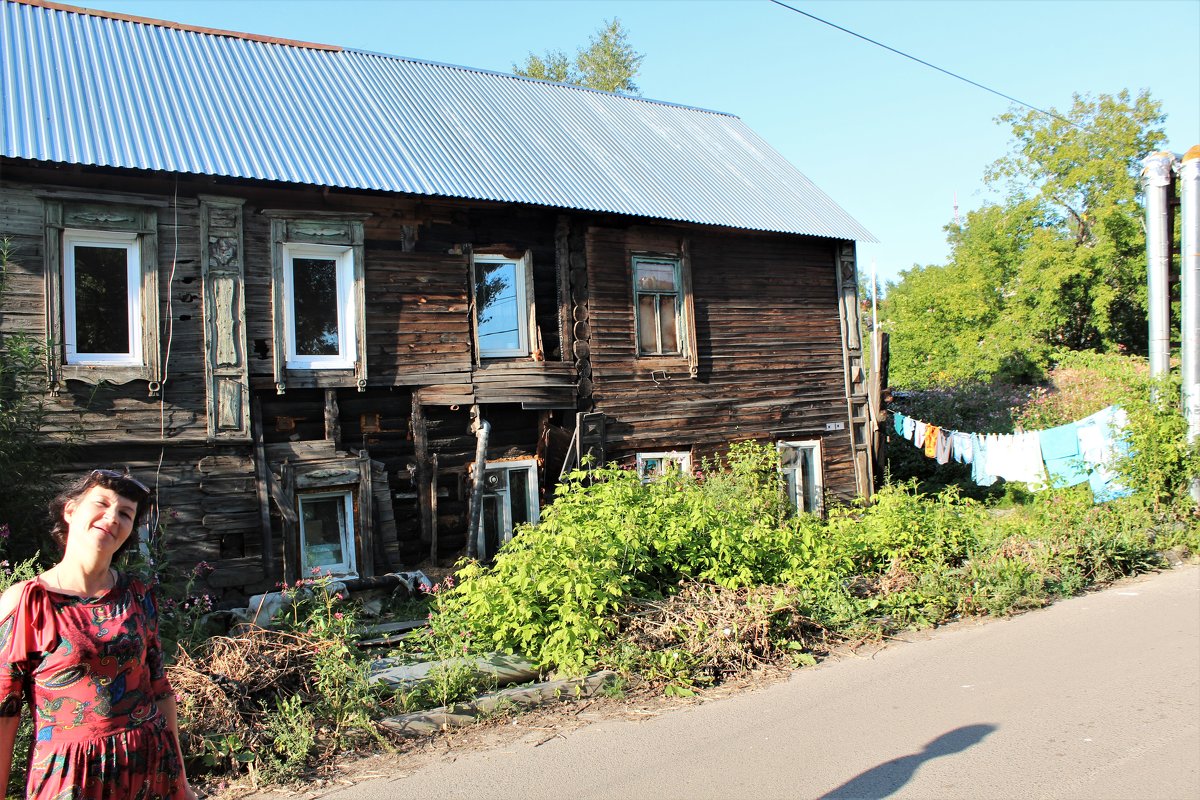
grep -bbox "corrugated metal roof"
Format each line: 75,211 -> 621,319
0,0 -> 875,241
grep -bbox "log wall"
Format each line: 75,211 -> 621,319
1,161 -> 864,595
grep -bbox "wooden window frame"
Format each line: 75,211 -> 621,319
631,246 -> 699,377
636,450 -> 693,481
43,199 -> 162,394
778,440 -> 824,516
297,489 -> 358,578
267,214 -> 368,393
471,250 -> 536,360
632,256 -> 682,356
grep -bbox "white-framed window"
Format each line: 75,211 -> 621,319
473,252 -> 533,358
479,458 -> 540,557
633,256 -> 683,356
778,440 -> 824,515
298,490 -> 357,577
282,242 -> 356,370
636,451 -> 692,482
62,229 -> 142,366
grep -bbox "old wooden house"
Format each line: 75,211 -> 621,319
0,0 -> 876,598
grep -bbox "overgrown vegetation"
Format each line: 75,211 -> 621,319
167,575 -> 395,786
0,238 -> 70,560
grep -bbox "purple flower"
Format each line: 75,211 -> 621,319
0,523 -> 10,539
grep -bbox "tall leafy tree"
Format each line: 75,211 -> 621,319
884,91 -> 1167,389
514,18 -> 644,95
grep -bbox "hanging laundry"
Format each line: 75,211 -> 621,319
1039,421 -> 1088,488
935,429 -> 953,464
950,431 -> 973,464
1076,406 -> 1132,503
971,433 -> 997,487
890,404 -> 1131,504
924,425 -> 941,459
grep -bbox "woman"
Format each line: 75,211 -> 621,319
0,469 -> 196,799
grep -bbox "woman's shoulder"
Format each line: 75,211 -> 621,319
0,579 -> 39,622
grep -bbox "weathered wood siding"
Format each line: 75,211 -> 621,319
585,223 -> 858,499
2,160 -> 866,593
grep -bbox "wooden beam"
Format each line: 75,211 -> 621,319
324,389 -> 342,446
411,394 -> 433,547
250,395 -> 274,582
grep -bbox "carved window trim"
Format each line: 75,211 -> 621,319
43,199 -> 162,394
267,213 -> 368,393
281,455 -> 375,582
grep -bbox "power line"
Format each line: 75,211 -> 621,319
768,0 -> 1082,131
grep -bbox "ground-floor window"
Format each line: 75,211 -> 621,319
299,490 -> 357,577
480,459 -> 540,557
778,440 -> 824,515
636,451 -> 692,482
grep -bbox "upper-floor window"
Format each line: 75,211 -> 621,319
473,252 -> 533,358
43,198 -> 162,394
633,256 -> 682,356
62,229 -> 142,365
267,214 -> 368,392
282,242 -> 356,370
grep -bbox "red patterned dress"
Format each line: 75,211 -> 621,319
0,574 -> 187,799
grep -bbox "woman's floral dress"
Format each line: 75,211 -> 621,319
0,573 -> 186,799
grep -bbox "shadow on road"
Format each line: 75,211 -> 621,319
817,723 -> 997,799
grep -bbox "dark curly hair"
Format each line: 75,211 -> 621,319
47,470 -> 155,559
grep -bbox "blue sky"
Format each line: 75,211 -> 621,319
83,0 -> 1199,288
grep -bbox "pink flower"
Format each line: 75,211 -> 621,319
334,612 -> 344,620
310,567 -> 322,576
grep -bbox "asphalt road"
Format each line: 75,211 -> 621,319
325,565 -> 1200,800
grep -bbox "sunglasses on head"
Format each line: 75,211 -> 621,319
90,469 -> 151,497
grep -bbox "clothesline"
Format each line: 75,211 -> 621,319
891,405 -> 1132,503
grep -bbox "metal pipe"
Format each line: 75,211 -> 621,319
1179,145 -> 1200,504
1142,151 -> 1175,381
466,405 -> 491,561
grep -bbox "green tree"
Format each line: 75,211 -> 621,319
0,238 -> 69,557
514,18 -> 644,95
884,90 -> 1167,389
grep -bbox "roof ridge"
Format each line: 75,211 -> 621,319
11,0 -> 342,51
347,46 -> 739,118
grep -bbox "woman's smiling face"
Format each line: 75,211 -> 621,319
64,485 -> 137,557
